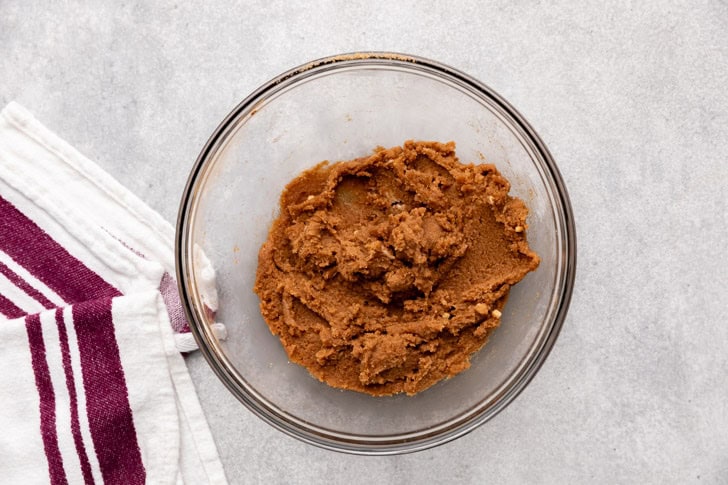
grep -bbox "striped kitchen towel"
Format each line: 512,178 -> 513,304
0,102 -> 227,484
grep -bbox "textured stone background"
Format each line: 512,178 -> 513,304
2,1 -> 727,483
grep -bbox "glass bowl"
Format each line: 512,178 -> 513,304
176,52 -> 576,455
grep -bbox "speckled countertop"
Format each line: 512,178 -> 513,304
2,1 -> 727,483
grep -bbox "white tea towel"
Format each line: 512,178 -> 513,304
0,102 -> 227,484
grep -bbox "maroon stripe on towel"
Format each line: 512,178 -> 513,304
159,271 -> 191,333
26,313 -> 68,485
0,196 -> 120,303
72,298 -> 145,485
0,260 -> 55,309
56,308 -> 95,485
0,292 -> 25,318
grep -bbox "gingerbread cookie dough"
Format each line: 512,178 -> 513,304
254,141 -> 539,396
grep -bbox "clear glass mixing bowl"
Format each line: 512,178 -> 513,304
176,52 -> 576,455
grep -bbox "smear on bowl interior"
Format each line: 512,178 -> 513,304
254,141 -> 539,396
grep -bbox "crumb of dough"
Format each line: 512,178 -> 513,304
254,140 -> 540,396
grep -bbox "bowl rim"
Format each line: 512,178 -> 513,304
175,51 -> 577,455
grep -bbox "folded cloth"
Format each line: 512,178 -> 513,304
0,102 -> 227,484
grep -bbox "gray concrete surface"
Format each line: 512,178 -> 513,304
2,1 -> 727,483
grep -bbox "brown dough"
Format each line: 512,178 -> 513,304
254,141 -> 539,396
